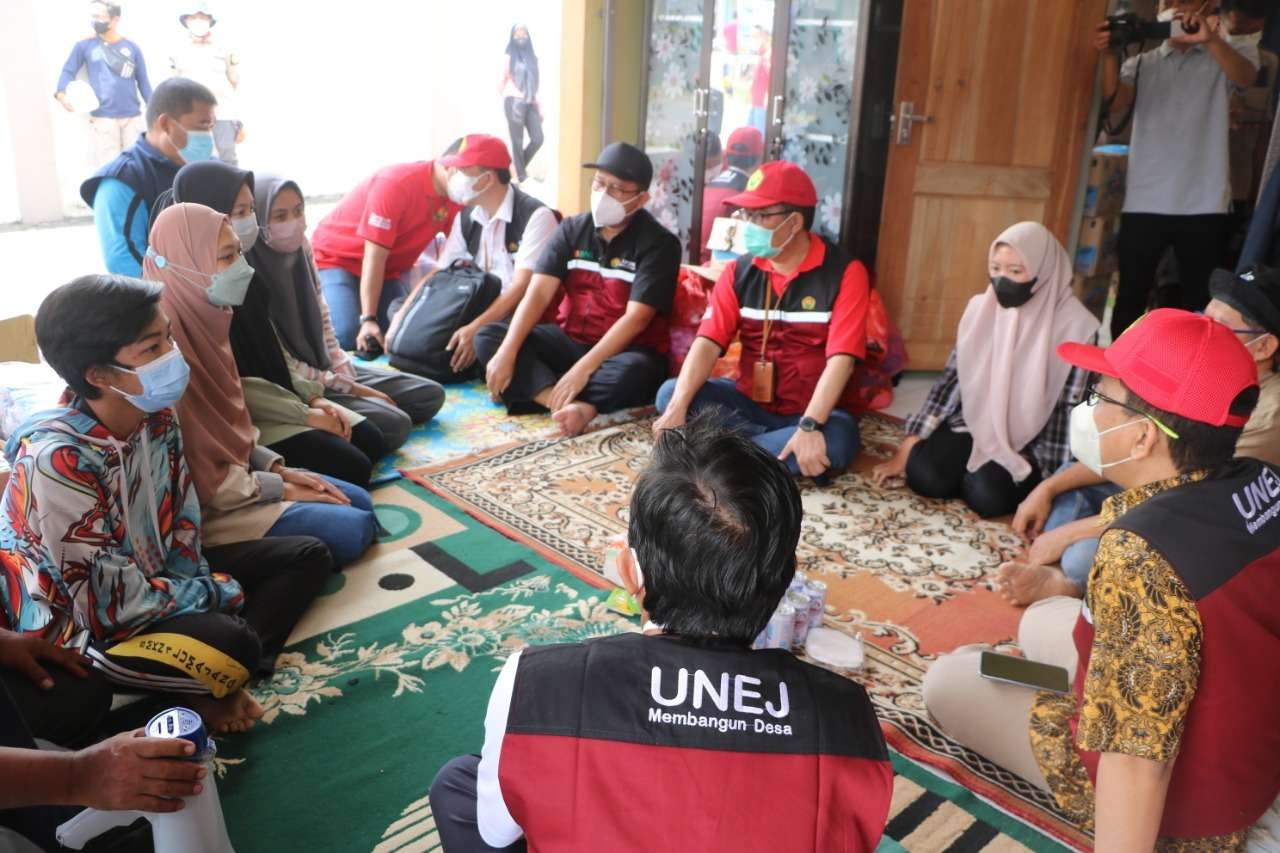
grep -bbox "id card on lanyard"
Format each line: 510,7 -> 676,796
752,280 -> 777,404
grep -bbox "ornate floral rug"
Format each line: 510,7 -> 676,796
407,416 -> 1092,851
201,480 -> 1068,852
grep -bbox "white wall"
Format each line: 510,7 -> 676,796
8,0 -> 562,221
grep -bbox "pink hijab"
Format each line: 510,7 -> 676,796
955,221 -> 1099,482
145,203 -> 257,506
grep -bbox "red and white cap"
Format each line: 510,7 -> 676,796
1057,308 -> 1258,427
439,134 -> 512,171
724,160 -> 818,209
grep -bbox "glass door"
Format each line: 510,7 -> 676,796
774,0 -> 863,243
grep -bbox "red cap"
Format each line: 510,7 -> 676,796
1057,308 -> 1258,427
726,126 -> 764,159
724,160 -> 818,209
439,134 -> 512,170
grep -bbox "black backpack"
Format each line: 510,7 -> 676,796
386,261 -> 501,383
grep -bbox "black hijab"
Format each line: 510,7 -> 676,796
505,24 -> 539,102
169,160 -> 297,392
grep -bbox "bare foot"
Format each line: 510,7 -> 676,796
189,689 -> 264,734
552,401 -> 597,437
996,561 -> 1082,607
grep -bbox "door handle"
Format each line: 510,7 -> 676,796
894,100 -> 934,145
771,95 -> 785,127
693,88 -> 704,119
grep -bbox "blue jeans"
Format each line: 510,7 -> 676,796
266,476 -> 377,568
1043,463 -> 1123,591
317,266 -> 409,350
656,377 -> 860,481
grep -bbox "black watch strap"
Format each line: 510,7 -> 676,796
359,313 -> 378,324
798,416 -> 824,432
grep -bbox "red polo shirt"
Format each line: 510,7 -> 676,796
698,233 -> 869,415
311,160 -> 458,279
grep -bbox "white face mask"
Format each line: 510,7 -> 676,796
591,189 -> 632,228
231,215 -> 259,251
447,171 -> 487,206
1157,7 -> 1177,22
187,20 -> 212,38
1068,399 -> 1146,476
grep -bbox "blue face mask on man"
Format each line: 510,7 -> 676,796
112,346 -> 191,413
742,212 -> 798,259
178,128 -> 216,163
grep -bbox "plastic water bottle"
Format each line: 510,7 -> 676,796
57,707 -> 236,853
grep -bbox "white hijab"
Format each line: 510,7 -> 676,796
955,221 -> 1099,481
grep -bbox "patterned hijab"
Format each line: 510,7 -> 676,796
955,221 -> 1099,481
146,203 -> 257,505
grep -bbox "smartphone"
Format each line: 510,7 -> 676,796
978,651 -> 1071,694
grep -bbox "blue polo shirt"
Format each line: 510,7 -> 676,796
55,37 -> 152,119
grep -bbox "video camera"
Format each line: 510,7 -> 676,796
1104,12 -> 1200,47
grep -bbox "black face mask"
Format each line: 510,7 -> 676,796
92,20 -> 110,34
991,275 -> 1036,309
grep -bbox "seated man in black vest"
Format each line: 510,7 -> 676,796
429,418 -> 892,853
474,142 -> 680,437
923,308 -> 1280,849
654,160 -> 871,481
423,134 -> 558,377
81,76 -> 218,277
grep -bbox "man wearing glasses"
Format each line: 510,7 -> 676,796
925,308 -> 1280,850
1003,263 -> 1280,606
475,142 -> 680,436
653,160 -> 870,481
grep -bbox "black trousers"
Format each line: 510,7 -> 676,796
473,322 -> 667,414
905,423 -> 1042,519
268,418 -> 384,488
1111,212 -> 1229,340
0,680 -> 81,852
430,754 -> 527,852
504,97 -> 544,182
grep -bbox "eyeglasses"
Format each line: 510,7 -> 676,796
1085,382 -> 1180,439
732,207 -> 793,225
1193,311 -> 1270,339
591,176 -> 643,200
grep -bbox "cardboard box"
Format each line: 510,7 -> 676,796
1082,145 -> 1128,218
1072,272 -> 1115,321
1075,216 -> 1119,277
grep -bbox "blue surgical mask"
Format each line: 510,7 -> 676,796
178,129 -> 215,163
112,346 -> 191,413
207,255 -> 255,307
742,214 -> 797,259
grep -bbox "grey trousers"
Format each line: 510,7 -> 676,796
328,365 -> 445,451
213,119 -> 241,165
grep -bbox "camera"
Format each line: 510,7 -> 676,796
1105,12 -> 1199,47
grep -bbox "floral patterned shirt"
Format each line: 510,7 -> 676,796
1028,471 -> 1247,851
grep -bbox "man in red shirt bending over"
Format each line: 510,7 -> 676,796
312,144 -> 462,352
654,160 -> 870,482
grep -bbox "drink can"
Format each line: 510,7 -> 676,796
788,591 -> 812,647
145,707 -> 213,761
804,580 -> 828,630
790,572 -> 810,592
765,604 -> 795,649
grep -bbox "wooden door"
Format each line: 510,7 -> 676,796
875,0 -> 1108,369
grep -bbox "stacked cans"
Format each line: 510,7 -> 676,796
754,574 -> 829,650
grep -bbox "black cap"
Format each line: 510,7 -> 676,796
1210,264 -> 1280,336
583,142 -> 653,189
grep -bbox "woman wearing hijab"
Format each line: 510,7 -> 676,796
871,221 -> 1099,518
166,161 -> 382,488
501,24 -> 543,184
146,202 -> 377,568
248,172 -> 443,451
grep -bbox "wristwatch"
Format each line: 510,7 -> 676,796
798,416 -> 824,433
359,314 -> 378,324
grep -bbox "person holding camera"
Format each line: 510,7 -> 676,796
1096,0 -> 1261,340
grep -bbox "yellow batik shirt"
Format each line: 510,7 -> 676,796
1027,472 -> 1249,852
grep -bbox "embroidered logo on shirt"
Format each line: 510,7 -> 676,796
574,250 -> 595,261
801,296 -> 817,310
367,212 -> 393,230
434,206 -> 450,221
610,257 -> 622,268
508,241 -> 519,252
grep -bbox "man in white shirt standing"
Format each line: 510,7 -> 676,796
169,2 -> 241,164
433,134 -> 559,375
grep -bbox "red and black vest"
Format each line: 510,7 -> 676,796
499,632 -> 892,852
1071,458 -> 1280,839
732,239 -> 861,415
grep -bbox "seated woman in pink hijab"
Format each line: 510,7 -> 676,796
145,203 -> 378,568
872,221 -> 1099,519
